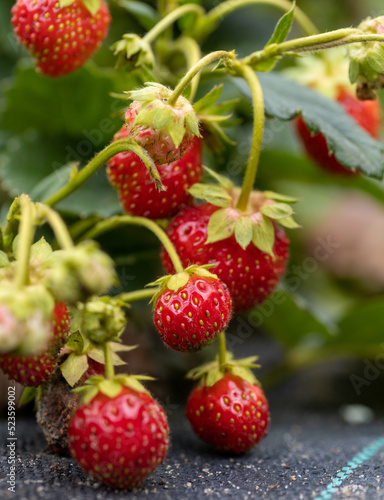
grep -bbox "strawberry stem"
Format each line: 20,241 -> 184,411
119,288 -> 158,304
218,332 -> 227,372
235,64 -> 264,212
193,0 -> 319,41
171,36 -> 202,102
80,215 -> 184,274
36,204 -> 74,250
241,29 -> 384,67
43,139 -> 164,208
167,50 -> 236,106
15,195 -> 36,288
103,342 -> 115,380
143,4 -> 205,44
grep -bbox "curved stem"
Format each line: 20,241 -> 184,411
143,4 -> 205,44
242,28 -> 369,66
118,288 -> 158,304
36,204 -> 74,250
168,50 -> 235,106
104,342 -> 115,380
80,215 -> 184,274
43,139 -> 164,208
194,0 -> 318,40
172,36 -> 202,102
218,333 -> 227,371
15,195 -> 36,289
235,64 -> 264,212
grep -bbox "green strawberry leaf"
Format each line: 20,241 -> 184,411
188,183 -> 232,207
193,85 -> 223,113
236,72 -> 384,177
266,0 -> 295,47
234,216 -> 253,249
251,215 -> 275,256
206,208 -> 238,244
117,0 -> 158,30
19,387 -> 38,407
60,353 -> 89,387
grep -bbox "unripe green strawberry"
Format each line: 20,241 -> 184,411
11,0 -> 111,77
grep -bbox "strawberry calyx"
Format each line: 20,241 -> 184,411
125,83 -> 201,148
59,0 -> 102,16
147,264 -> 218,304
73,374 -> 155,405
193,85 -> 239,154
186,351 -> 260,388
112,34 -> 155,69
348,17 -> 384,99
189,169 -> 299,255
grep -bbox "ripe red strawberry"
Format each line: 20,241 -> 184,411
186,373 -> 269,453
161,203 -> 289,312
68,385 -> 169,490
0,302 -> 70,386
296,86 -> 382,175
107,127 -> 203,219
11,0 -> 111,77
154,271 -> 232,352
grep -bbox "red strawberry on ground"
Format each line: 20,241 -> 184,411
296,86 -> 382,175
0,302 -> 70,386
161,203 -> 290,312
11,0 -> 111,77
107,127 -> 203,219
186,373 -> 269,453
124,83 -> 201,165
153,266 -> 232,352
68,382 -> 169,490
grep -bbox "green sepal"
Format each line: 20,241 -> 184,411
234,217 -> 253,250
186,353 -> 261,388
251,215 -> 275,256
0,251 -> 9,268
193,85 -> 223,113
202,121 -> 237,156
30,237 -> 53,262
60,352 -> 89,387
59,0 -> 101,16
148,265 -> 218,305
188,183 -> 232,207
206,208 -> 239,244
203,166 -> 234,191
64,330 -> 86,354
260,202 -> 294,220
18,387 -> 38,407
278,215 -> 301,229
99,379 -> 123,398
263,191 -> 299,203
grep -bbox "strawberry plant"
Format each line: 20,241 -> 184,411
1,0 -> 384,491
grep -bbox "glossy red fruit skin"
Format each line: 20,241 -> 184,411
154,275 -> 232,352
68,387 -> 170,490
161,203 -> 289,312
107,127 -> 203,219
296,87 -> 382,175
0,303 -> 70,386
186,374 -> 269,453
11,0 -> 110,77
125,102 -> 194,165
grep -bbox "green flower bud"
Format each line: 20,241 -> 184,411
80,297 -> 126,344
